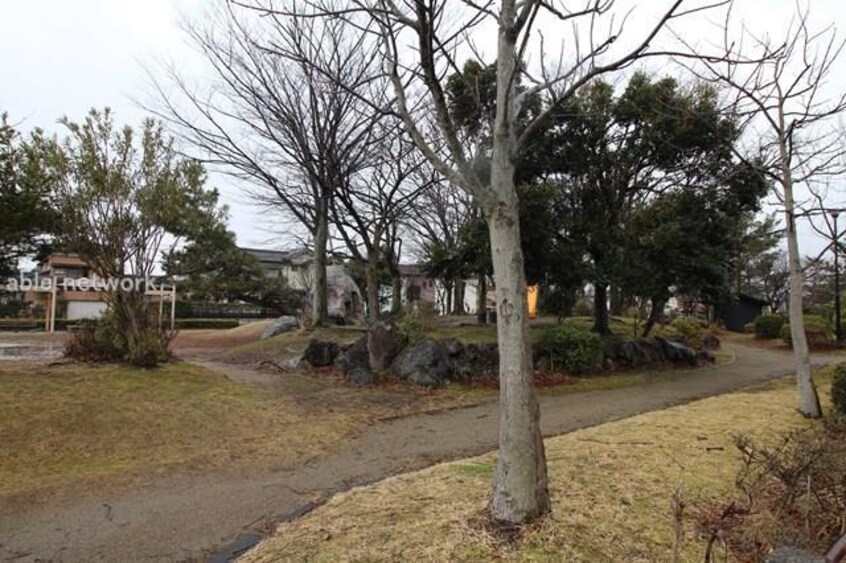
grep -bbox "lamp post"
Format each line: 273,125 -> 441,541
832,210 -> 842,344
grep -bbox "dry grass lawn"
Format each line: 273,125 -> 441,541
0,360 -> 488,497
244,373 -> 833,563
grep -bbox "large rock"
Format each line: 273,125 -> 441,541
368,321 -> 398,372
609,338 -> 665,368
452,342 -> 499,382
703,334 -> 721,350
325,265 -> 365,325
346,366 -> 377,386
261,316 -> 299,340
393,338 -> 451,387
336,337 -> 373,386
655,337 -> 698,366
301,339 -> 340,367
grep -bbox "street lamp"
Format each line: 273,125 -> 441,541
832,210 -> 842,344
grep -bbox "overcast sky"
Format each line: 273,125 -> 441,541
2,0 -> 845,260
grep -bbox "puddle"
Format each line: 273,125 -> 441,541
0,342 -> 64,361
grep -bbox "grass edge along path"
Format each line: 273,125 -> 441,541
243,372 -> 832,563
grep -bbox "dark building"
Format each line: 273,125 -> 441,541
718,294 -> 770,332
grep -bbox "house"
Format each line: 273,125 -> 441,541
21,253 -> 173,330
397,264 -> 488,316
241,247 -> 313,290
397,264 -> 438,308
24,254 -> 109,320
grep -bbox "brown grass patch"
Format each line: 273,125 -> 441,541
0,359 -> 492,498
243,374 -> 831,562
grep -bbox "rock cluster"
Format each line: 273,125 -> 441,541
280,326 -> 713,388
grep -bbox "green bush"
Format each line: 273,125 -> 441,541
833,364 -> 846,417
174,318 -> 240,330
671,317 -> 705,349
64,318 -> 126,363
754,314 -> 785,339
781,315 -> 834,348
537,323 -> 603,373
396,308 -> 425,348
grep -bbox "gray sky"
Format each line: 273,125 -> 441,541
2,0 -> 845,259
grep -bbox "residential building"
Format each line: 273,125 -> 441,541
241,247 -> 313,291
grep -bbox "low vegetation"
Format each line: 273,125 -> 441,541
536,323 -> 603,373
781,314 -> 835,349
754,313 -> 785,340
243,373 -> 832,562
0,359 -> 486,496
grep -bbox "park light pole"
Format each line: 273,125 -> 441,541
832,210 -> 842,344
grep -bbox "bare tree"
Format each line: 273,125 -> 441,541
404,165 -> 475,315
681,4 -> 846,418
332,117 -> 426,322
233,0 -> 730,523
147,5 -> 380,326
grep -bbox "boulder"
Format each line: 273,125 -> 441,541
301,339 -> 340,367
610,338 -> 665,368
336,337 -> 369,375
703,334 -> 721,350
452,342 -> 499,382
261,316 -> 299,340
325,265 -> 365,325
655,337 -> 698,366
346,366 -> 377,386
393,338 -> 451,387
440,337 -> 464,357
368,321 -> 398,372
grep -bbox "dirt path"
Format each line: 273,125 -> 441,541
1,342 -> 838,562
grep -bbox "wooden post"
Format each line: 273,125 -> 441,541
49,276 -> 57,334
170,284 -> 176,331
158,294 -> 164,330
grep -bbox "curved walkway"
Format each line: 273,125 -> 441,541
0,343 -> 837,562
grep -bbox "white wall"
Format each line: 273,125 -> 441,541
66,301 -> 108,320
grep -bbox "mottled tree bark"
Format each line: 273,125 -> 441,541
487,9 -> 549,522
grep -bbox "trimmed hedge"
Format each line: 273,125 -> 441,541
174,319 -> 240,330
537,322 -> 603,372
754,314 -> 785,339
781,315 -> 834,348
833,363 -> 846,416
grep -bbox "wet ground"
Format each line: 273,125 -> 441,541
0,337 -> 64,361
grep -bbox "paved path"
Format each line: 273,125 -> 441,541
0,343 -> 837,562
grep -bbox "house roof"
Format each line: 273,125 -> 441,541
398,263 -> 426,276
241,247 -> 313,267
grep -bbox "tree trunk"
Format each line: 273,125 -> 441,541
592,282 -> 611,335
642,297 -> 665,337
453,281 -> 465,315
391,274 -> 403,315
312,198 -> 329,327
444,282 -> 453,316
476,274 -> 487,324
365,251 -> 380,324
778,120 -> 822,417
487,7 -> 549,522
